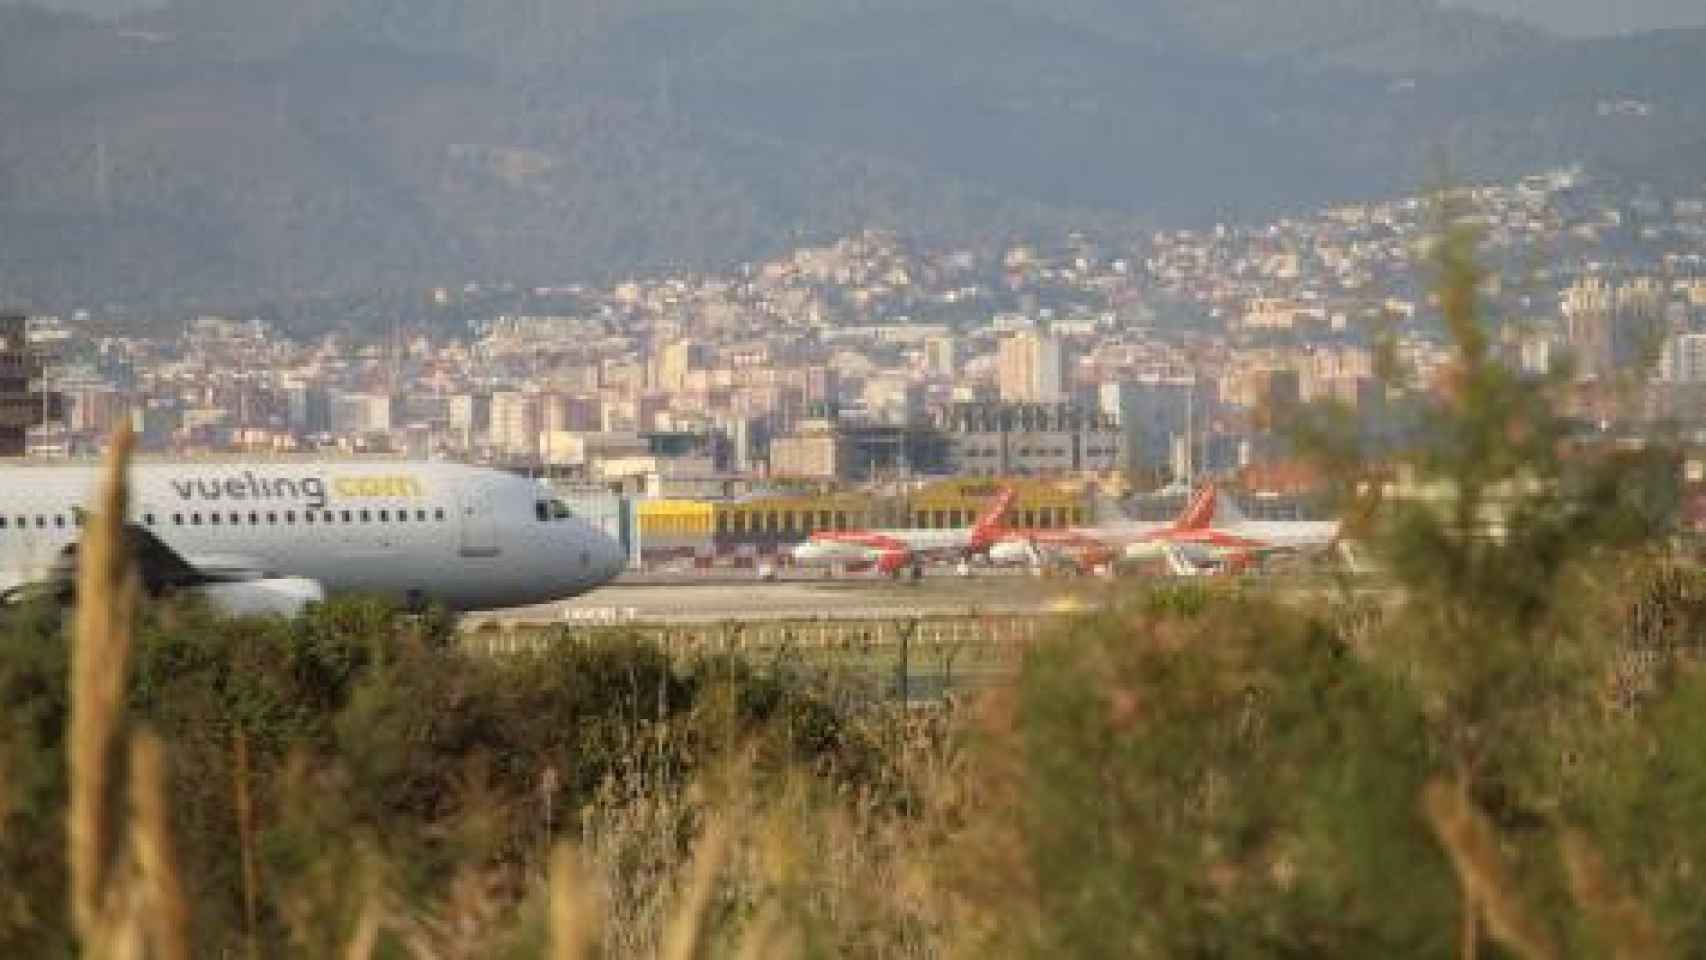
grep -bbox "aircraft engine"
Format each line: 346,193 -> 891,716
193,577 -> 327,618
875,550 -> 911,575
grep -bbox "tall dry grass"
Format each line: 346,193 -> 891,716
67,423 -> 190,960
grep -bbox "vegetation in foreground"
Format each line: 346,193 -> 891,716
7,208 -> 1706,956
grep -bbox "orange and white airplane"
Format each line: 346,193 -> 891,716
789,486 -> 1017,577
1122,484 -> 1339,573
990,484 -> 1339,575
986,485 -> 1217,573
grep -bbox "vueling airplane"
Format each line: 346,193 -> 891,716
0,461 -> 627,615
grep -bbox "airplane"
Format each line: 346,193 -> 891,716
789,486 -> 1017,577
1121,484 -> 1339,570
0,460 -> 628,615
986,484 -> 1218,574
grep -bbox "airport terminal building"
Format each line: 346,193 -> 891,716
624,477 -> 1093,569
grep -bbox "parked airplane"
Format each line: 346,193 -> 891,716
1122,484 -> 1339,568
789,486 -> 1017,576
986,485 -> 1218,573
0,461 -> 627,615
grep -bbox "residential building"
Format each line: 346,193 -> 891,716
998,331 -> 1066,403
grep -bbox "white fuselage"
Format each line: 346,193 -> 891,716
0,461 -> 627,611
790,527 -> 978,565
986,521 -> 1173,566
1123,520 -> 1341,560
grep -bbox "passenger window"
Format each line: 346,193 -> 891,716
267,512 -> 278,524
416,510 -> 427,522
230,513 -> 240,525
434,509 -> 446,521
536,501 -> 549,522
210,513 -> 221,526
341,510 -> 352,523
249,512 -> 259,525
323,511 -> 334,524
286,511 -> 296,524
0,517 -> 8,529
192,513 -> 202,525
54,515 -> 65,528
34,516 -> 44,528
359,510 -> 371,523
173,513 -> 183,526
378,509 -> 389,522
13,516 -> 23,529
397,511 -> 408,523
144,513 -> 156,526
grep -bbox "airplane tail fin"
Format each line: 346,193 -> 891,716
1213,490 -> 1247,526
1175,483 -> 1217,530
968,486 -> 1018,548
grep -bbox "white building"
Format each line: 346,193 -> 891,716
998,331 -> 1065,403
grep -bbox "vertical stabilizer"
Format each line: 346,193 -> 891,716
969,486 -> 1018,548
1212,489 -> 1247,526
1175,484 -> 1217,530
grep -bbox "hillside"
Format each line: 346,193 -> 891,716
0,0 -> 1702,312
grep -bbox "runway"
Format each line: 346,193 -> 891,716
466,570 -> 1109,627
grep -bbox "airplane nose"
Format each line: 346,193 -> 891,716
595,535 -> 626,582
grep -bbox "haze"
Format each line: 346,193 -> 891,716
25,0 -> 1706,36
1451,0 -> 1706,35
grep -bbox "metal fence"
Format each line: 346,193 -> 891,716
461,614 -> 1052,701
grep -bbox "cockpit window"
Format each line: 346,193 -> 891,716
536,499 -> 577,522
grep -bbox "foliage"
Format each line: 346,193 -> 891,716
0,592 -> 905,956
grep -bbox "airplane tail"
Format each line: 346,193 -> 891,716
968,486 -> 1018,549
1212,489 -> 1247,526
1175,483 -> 1217,530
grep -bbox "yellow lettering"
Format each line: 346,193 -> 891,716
330,476 -> 425,499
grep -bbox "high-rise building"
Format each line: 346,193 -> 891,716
652,339 -> 700,392
1563,277 -> 1615,381
1659,333 -> 1706,383
923,335 -> 957,377
0,313 -> 58,456
448,393 -> 492,445
1100,378 -> 1197,477
1615,277 -> 1667,369
998,331 -> 1066,403
285,383 -> 332,435
330,392 -> 394,436
490,391 -> 541,458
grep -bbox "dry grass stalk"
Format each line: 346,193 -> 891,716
1559,828 -> 1668,959
1421,778 -> 1557,960
342,897 -> 381,960
732,902 -> 786,960
68,423 -> 140,943
233,730 -> 260,960
128,731 -> 190,960
548,843 -> 598,960
660,817 -> 729,960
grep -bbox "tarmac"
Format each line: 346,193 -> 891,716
465,568 -> 1109,627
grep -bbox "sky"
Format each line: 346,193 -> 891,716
26,0 -> 1706,37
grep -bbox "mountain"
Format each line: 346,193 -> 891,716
0,0 -> 1703,312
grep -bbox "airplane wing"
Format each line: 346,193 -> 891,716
44,522 -> 223,597
7,523 -> 325,616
